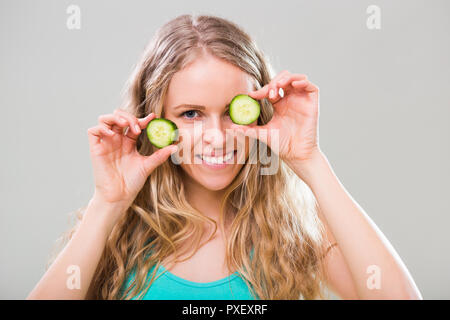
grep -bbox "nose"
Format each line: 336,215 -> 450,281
202,115 -> 226,149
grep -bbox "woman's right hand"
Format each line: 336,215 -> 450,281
87,109 -> 178,218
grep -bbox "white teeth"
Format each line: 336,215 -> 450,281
224,152 -> 234,162
201,151 -> 234,164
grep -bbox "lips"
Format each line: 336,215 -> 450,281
199,150 -> 234,157
195,150 -> 236,164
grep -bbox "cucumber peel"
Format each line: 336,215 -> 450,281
146,118 -> 178,148
229,94 -> 260,125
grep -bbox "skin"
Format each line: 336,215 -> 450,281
27,52 -> 423,300
163,52 -> 255,228
157,53 -> 259,281
231,69 -> 423,299
26,53 -> 259,298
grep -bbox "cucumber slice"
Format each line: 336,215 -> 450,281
229,94 -> 261,125
146,118 -> 178,148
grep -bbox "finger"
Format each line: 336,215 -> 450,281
247,84 -> 269,100
292,79 -> 318,93
267,72 -> 289,101
229,122 -> 265,141
87,125 -> 114,146
249,70 -> 289,99
143,144 -> 178,175
114,109 -> 141,136
98,114 -> 129,134
123,112 -> 157,146
248,85 -> 284,106
137,112 -> 156,129
87,127 -> 101,146
276,74 -> 308,91
248,70 -> 290,101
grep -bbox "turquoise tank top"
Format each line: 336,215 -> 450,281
120,248 -> 258,300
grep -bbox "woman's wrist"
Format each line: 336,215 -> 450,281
83,195 -> 129,235
284,147 -> 326,183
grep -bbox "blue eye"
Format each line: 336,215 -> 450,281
182,110 -> 198,119
180,109 -> 230,120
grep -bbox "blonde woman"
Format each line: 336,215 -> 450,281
27,14 -> 422,300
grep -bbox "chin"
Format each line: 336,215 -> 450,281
196,175 -> 236,191
179,152 -> 247,191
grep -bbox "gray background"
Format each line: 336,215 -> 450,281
1,0 -> 449,299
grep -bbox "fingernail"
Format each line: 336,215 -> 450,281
119,117 -> 127,124
107,129 -> 114,135
134,124 -> 141,132
170,145 -> 178,154
269,89 -> 275,98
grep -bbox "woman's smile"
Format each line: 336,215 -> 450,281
195,150 -> 237,169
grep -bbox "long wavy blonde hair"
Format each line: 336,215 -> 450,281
48,13 -> 333,300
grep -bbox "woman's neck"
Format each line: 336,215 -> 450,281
183,175 -> 232,228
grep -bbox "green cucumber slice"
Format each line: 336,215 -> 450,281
146,118 -> 178,148
229,94 -> 261,125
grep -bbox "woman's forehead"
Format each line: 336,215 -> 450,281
166,56 -> 254,110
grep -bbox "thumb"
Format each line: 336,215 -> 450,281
229,123 -> 265,140
142,144 -> 178,175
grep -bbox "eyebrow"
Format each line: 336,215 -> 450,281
173,103 -> 230,110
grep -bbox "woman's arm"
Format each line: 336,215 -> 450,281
317,206 -> 360,299
287,148 -> 423,300
26,110 -> 175,300
232,70 -> 422,299
26,197 -> 124,300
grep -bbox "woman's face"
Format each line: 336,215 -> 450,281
164,53 -> 257,191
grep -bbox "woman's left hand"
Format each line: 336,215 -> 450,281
230,70 -> 320,164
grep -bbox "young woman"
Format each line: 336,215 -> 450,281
27,14 -> 422,300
